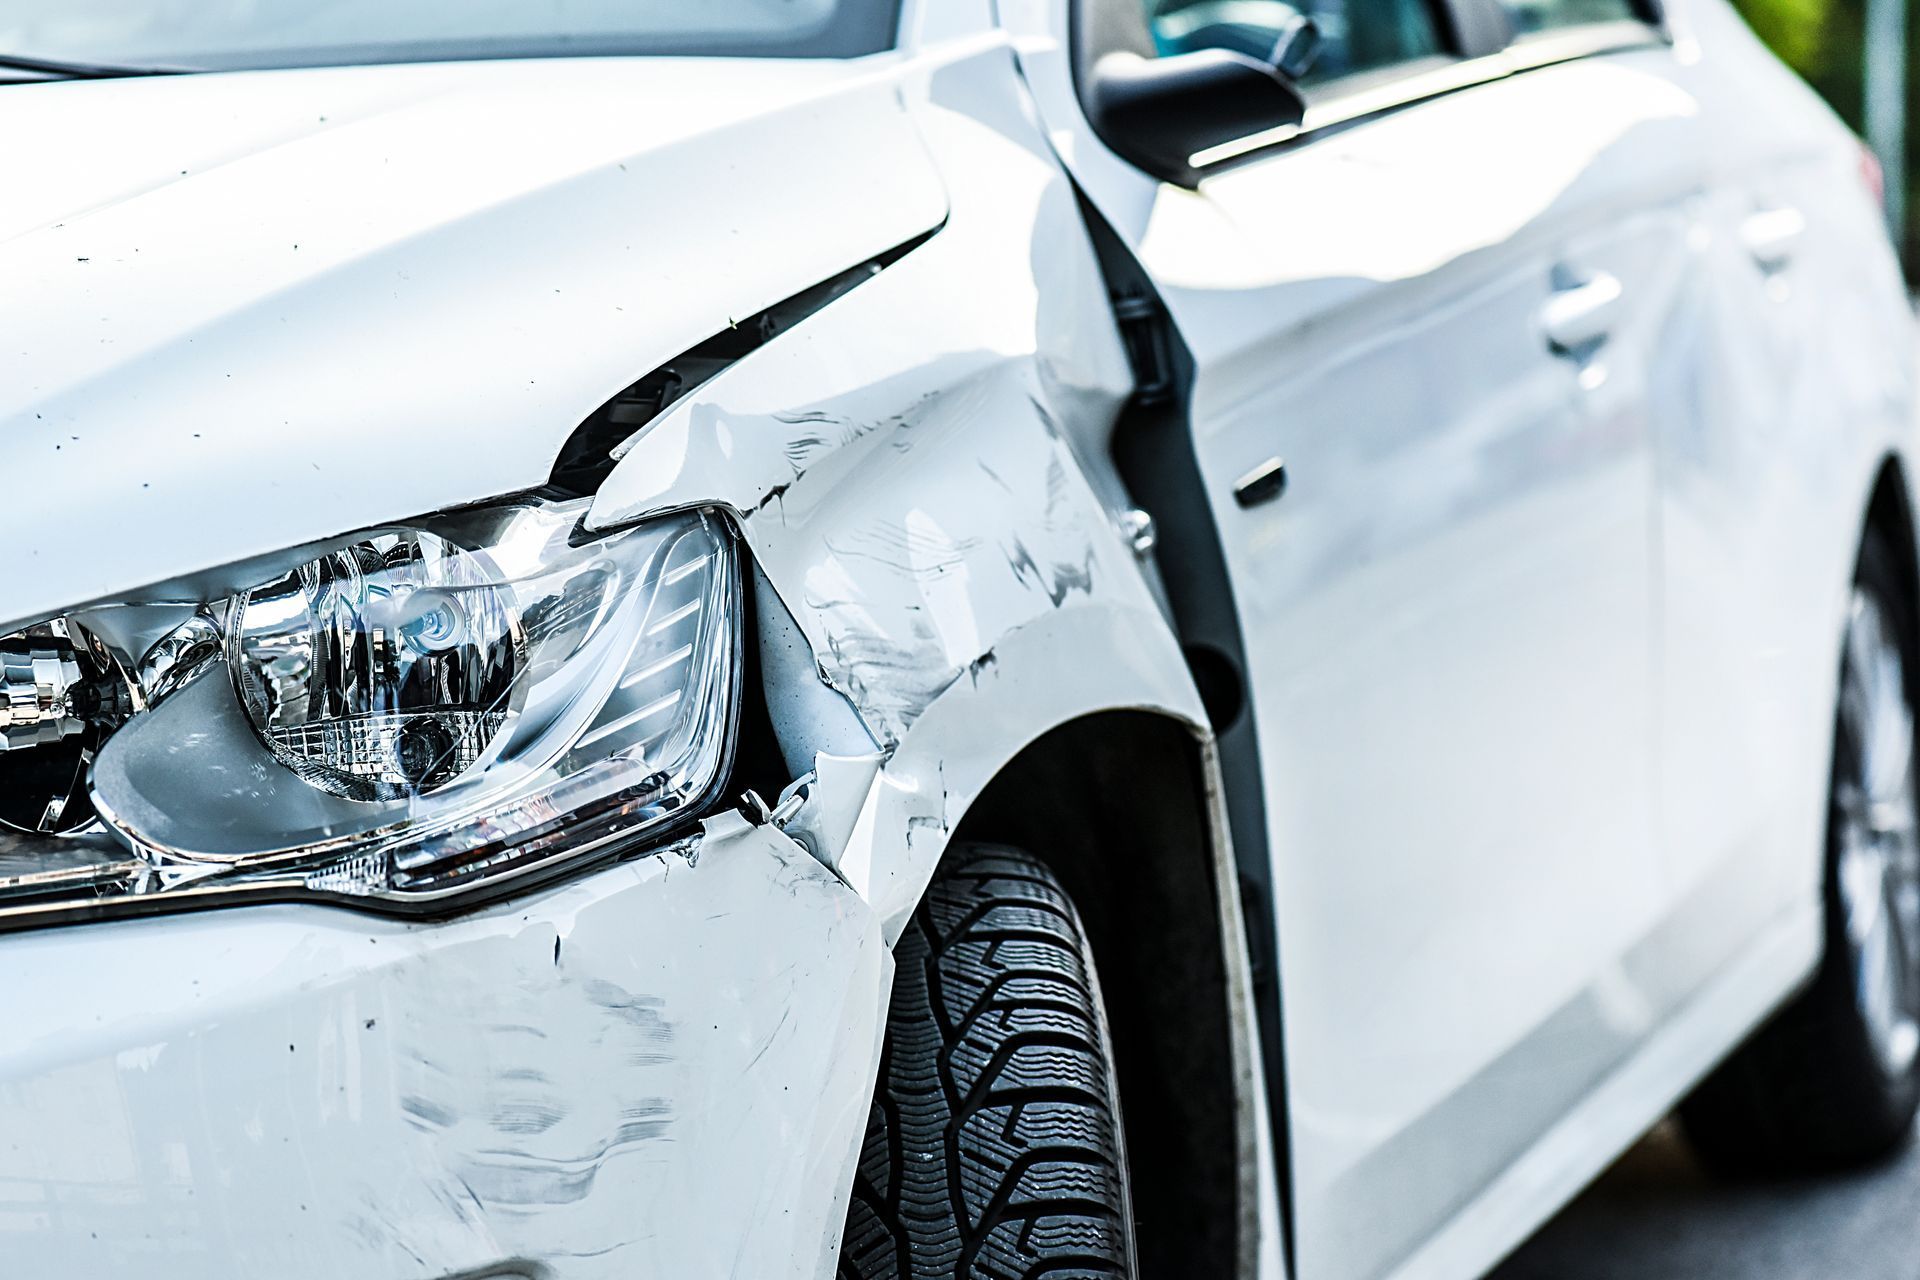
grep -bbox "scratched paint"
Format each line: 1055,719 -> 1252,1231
587,46 -> 1211,938
0,829 -> 887,1279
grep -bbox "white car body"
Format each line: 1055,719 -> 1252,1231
0,0 -> 1910,1276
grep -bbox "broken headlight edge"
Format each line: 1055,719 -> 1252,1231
0,497 -> 741,927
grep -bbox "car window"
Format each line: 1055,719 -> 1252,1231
1145,0 -> 1448,87
1496,0 -> 1642,35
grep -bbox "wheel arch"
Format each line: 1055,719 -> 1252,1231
949,708 -> 1256,1280
1864,452 -> 1920,622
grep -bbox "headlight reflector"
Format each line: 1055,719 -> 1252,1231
230,529 -> 523,801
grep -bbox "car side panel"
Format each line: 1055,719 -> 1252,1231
1000,11 -> 1718,1273
1651,0 -> 1918,986
1182,69 -> 1701,1280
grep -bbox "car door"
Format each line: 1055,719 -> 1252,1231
1648,0 -> 1916,982
1001,0 -> 1704,1275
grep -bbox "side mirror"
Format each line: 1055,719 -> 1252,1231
1087,47 -> 1308,186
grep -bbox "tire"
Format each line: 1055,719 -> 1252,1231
838,844 -> 1138,1280
1680,530 -> 1920,1172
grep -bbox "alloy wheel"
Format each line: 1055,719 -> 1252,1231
1835,587 -> 1920,1079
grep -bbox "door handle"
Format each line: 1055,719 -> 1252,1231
1540,271 -> 1623,355
1741,206 -> 1805,271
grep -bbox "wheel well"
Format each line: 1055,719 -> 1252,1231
1866,455 -> 1920,615
950,710 -> 1246,1280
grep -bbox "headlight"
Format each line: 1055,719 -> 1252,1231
0,498 -> 739,925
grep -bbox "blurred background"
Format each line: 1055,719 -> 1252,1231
1742,0 -> 1915,263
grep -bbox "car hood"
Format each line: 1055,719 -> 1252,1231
0,57 -> 946,631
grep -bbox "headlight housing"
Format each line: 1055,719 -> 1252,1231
0,498 -> 739,925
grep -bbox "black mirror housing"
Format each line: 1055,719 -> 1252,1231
1086,49 -> 1307,187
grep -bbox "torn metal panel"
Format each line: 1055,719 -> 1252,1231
754,563 -> 879,777
833,601 -> 1205,936
0,826 -> 887,1280
589,42 -> 1211,939
777,752 -> 888,879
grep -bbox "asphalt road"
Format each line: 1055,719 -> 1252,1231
1488,1119 -> 1920,1278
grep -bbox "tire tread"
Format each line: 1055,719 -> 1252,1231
840,845 -> 1134,1279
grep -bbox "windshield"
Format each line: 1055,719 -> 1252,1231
0,0 -> 901,72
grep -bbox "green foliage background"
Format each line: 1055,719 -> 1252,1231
1737,0 -> 1849,78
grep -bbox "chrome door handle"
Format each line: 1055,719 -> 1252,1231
1742,206 -> 1805,271
1540,271 -> 1623,355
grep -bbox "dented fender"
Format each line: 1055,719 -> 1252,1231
589,41 -> 1210,938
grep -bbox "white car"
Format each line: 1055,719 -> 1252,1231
0,0 -> 1912,1277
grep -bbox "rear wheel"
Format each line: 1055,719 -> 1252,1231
1681,531 -> 1920,1170
838,844 -> 1137,1279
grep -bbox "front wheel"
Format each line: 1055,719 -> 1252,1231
1681,530 -> 1920,1170
838,844 -> 1137,1279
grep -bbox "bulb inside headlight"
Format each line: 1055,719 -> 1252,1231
0,498 -> 739,923
230,529 -> 523,801
0,620 -> 139,834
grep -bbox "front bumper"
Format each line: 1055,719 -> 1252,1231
0,826 -> 887,1279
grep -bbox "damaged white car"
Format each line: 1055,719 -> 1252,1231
1,0 -> 1915,1277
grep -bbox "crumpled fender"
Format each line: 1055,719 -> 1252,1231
588,42 -> 1208,937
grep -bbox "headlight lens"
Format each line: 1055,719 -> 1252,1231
0,498 -> 739,924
